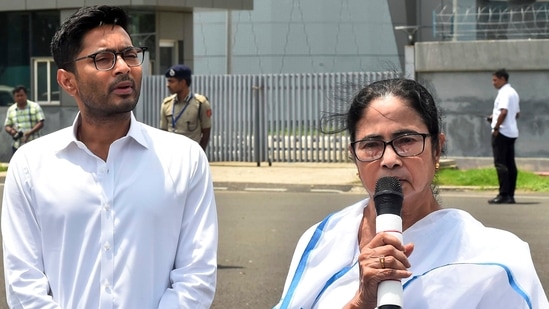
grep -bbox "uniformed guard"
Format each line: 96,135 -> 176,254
160,64 -> 212,151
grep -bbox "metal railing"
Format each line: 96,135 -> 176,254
433,3 -> 549,41
141,71 -> 400,163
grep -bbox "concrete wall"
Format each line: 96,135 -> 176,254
414,39 -> 549,162
415,40 -> 549,71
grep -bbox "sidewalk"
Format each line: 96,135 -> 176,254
0,160 -> 499,193
210,161 -> 365,193
209,159 -> 490,193
0,162 -> 364,192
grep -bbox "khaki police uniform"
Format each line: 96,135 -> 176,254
160,93 -> 212,143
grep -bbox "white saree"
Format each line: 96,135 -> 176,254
274,199 -> 549,309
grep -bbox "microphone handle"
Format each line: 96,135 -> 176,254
376,214 -> 403,308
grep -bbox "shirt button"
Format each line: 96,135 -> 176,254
104,242 -> 111,251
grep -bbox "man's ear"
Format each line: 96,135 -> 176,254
57,69 -> 77,97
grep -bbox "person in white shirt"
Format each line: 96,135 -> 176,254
1,5 -> 218,308
487,68 -> 520,204
273,78 -> 547,309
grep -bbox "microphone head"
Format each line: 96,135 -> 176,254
373,176 -> 403,216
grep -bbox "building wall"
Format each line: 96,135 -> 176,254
156,11 -> 195,70
414,39 -> 549,159
415,40 -> 549,71
193,0 -> 401,74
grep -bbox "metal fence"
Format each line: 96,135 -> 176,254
140,71 -> 400,163
433,3 -> 549,41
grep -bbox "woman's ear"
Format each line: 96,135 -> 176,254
435,133 -> 446,161
348,144 -> 357,164
57,69 -> 77,97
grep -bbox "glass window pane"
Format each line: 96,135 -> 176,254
36,62 -> 48,101
128,10 -> 156,59
0,12 -> 30,87
50,62 -> 59,101
31,11 -> 59,57
159,46 -> 174,75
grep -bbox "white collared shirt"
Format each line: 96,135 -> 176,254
492,83 -> 520,138
2,113 -> 218,308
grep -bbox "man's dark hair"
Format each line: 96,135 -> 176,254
182,76 -> 192,87
50,5 -> 129,72
12,85 -> 28,95
493,68 -> 509,82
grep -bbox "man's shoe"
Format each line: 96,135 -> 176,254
488,195 -> 514,204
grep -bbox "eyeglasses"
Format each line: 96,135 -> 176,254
350,133 -> 431,162
67,46 -> 148,71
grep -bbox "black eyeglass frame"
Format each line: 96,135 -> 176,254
66,46 -> 148,71
350,132 -> 431,162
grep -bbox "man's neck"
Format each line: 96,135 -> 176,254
177,89 -> 191,102
77,113 -> 132,161
16,101 -> 27,109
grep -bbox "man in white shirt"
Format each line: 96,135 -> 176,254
487,68 -> 520,204
1,5 -> 218,308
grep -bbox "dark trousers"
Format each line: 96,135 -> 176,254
491,133 -> 517,197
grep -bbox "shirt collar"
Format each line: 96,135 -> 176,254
175,93 -> 193,104
184,92 -> 193,102
499,83 -> 511,91
15,101 -> 29,110
66,112 -> 150,150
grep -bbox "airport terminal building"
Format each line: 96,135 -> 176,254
1,0 -> 548,164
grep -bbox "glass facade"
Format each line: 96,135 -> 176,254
128,10 -> 156,60
0,10 -> 59,97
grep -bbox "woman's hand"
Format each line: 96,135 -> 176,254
344,232 -> 414,309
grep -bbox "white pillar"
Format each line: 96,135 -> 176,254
404,45 -> 415,80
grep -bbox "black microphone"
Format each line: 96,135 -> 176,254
374,176 -> 404,309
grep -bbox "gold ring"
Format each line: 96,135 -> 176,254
379,255 -> 386,269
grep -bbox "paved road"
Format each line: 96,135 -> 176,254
212,190 -> 549,308
0,188 -> 547,308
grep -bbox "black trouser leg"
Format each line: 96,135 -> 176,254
507,138 -> 517,197
491,133 -> 517,197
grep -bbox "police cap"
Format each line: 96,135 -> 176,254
165,64 -> 192,79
